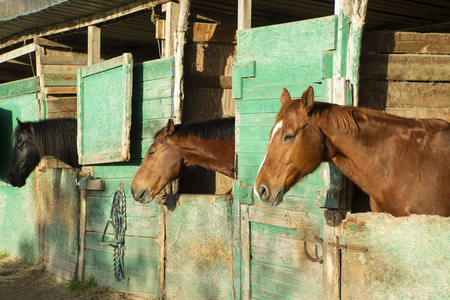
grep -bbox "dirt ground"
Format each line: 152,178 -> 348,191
0,256 -> 134,300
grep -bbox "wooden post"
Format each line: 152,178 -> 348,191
77,188 -> 87,281
238,0 -> 252,30
88,26 -> 101,66
163,2 -> 180,58
323,209 -> 343,300
173,0 -> 190,124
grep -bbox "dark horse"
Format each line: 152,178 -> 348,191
7,118 -> 79,187
255,86 -> 450,217
131,118 -> 235,203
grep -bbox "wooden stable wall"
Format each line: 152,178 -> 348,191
359,31 -> 450,122
179,22 -> 236,195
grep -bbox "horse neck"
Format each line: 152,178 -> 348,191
173,135 -> 235,178
33,121 -> 78,167
313,107 -> 396,195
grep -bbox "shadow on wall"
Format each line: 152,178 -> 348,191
18,238 -> 38,263
0,108 -> 13,182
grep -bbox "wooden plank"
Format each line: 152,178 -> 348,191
0,43 -> 36,64
248,205 -> 322,229
41,64 -> 85,74
0,76 -> 40,99
362,31 -> 450,54
43,73 -> 77,87
341,213 -> 450,299
360,54 -> 450,81
40,55 -> 88,66
84,249 -> 159,279
88,26 -> 101,66
134,57 -> 174,82
238,0 -> 252,30
188,23 -> 237,43
85,267 -> 158,298
86,215 -> 159,238
185,74 -> 232,89
386,107 -> 450,122
46,97 -> 77,113
46,86 -> 77,94
34,37 -> 72,49
359,80 -> 450,110
0,0 -> 169,49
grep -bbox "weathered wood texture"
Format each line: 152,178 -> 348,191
360,31 -> 450,121
77,53 -> 133,165
233,16 -> 340,299
0,79 -> 40,262
82,57 -> 174,298
179,22 -> 236,195
165,195 -> 234,299
341,213 -> 450,299
39,168 -> 79,282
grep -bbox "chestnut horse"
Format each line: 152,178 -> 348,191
255,86 -> 450,217
8,118 -> 79,187
131,118 -> 235,203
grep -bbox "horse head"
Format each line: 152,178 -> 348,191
131,119 -> 183,203
7,118 -> 41,187
254,86 -> 324,206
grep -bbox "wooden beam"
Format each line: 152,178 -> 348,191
163,1 -> 180,58
88,26 -> 101,66
0,0 -> 169,50
238,0 -> 252,30
0,43 -> 36,64
34,37 -> 72,49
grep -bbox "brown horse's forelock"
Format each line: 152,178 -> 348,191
154,117 -> 235,141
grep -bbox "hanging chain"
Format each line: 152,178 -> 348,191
100,182 -> 127,281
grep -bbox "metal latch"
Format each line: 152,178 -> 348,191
328,241 -> 368,253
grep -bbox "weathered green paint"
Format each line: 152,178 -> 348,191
0,78 -> 40,262
233,16 -> 340,299
232,60 -> 256,99
77,53 -> 133,165
165,195 -> 234,300
0,76 -> 40,99
341,213 -> 450,299
43,73 -> 77,87
82,57 -> 174,297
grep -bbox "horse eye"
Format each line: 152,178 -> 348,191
284,134 -> 295,142
148,150 -> 155,157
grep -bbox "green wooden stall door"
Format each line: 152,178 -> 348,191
77,53 -> 133,165
233,16 -> 342,299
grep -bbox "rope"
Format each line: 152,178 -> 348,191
100,182 -> 127,281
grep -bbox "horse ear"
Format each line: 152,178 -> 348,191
16,118 -> 23,129
164,119 -> 175,136
280,88 -> 292,105
299,86 -> 314,114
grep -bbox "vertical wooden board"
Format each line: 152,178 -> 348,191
40,168 -> 79,265
165,195 -> 233,299
341,213 -> 450,300
0,87 -> 40,262
77,53 -> 133,165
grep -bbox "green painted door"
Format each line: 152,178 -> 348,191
165,195 -> 234,299
341,213 -> 450,299
82,57 -> 174,298
233,16 -> 342,299
77,53 -> 133,165
0,77 -> 41,262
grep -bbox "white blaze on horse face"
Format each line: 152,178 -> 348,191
254,121 -> 283,198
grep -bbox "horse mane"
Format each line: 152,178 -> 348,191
15,118 -> 79,168
418,118 -> 450,133
155,117 -> 235,140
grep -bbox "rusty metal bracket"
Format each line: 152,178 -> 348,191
304,236 -> 324,263
328,241 -> 368,253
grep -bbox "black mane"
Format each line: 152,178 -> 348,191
15,118 -> 79,168
155,117 -> 235,140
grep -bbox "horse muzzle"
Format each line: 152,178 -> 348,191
255,183 -> 284,206
131,186 -> 153,204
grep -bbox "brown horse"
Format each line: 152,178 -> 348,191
131,118 -> 235,203
255,86 -> 450,217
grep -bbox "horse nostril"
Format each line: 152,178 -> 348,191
258,185 -> 269,201
138,189 -> 148,201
